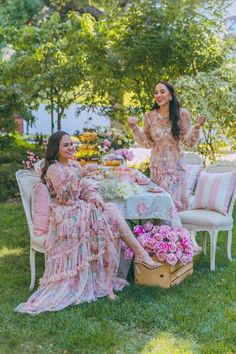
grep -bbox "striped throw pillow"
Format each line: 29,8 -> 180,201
186,165 -> 202,195
192,171 -> 236,215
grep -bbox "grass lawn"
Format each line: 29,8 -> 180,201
0,201 -> 235,354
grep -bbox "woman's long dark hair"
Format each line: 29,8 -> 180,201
41,131 -> 69,182
151,81 -> 180,140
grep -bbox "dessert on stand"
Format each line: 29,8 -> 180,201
75,131 -> 100,166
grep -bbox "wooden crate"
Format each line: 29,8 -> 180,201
134,256 -> 193,288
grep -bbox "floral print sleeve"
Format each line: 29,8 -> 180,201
179,109 -> 200,148
131,113 -> 155,149
79,178 -> 104,204
46,164 -> 78,205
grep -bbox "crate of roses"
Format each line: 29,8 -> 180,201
123,222 -> 194,288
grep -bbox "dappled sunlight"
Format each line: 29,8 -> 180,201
141,331 -> 198,353
0,246 -> 26,258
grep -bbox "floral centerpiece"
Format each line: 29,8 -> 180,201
98,178 -> 141,200
98,128 -> 134,162
123,222 -> 194,266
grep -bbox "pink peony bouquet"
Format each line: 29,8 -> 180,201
123,222 -> 193,266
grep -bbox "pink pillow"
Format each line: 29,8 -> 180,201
32,182 -> 51,236
192,171 -> 236,215
186,165 -> 202,194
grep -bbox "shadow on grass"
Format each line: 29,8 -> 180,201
0,201 -> 235,353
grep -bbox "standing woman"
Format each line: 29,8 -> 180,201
128,81 -> 205,211
15,131 -> 160,315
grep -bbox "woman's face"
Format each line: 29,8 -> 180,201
154,83 -> 172,107
58,134 -> 75,163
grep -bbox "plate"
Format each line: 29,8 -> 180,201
147,187 -> 162,193
136,180 -> 150,185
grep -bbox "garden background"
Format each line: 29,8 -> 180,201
0,0 -> 236,353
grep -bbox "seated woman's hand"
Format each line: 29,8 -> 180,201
80,164 -> 98,177
92,197 -> 105,211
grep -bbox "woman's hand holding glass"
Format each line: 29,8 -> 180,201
128,116 -> 138,129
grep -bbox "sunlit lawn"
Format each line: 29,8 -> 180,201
0,201 -> 235,354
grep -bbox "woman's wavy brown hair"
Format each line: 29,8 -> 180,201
41,131 -> 69,182
151,81 -> 180,140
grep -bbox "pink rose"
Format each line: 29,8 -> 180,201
181,236 -> 191,248
158,242 -> 169,252
168,242 -> 177,253
145,238 -> 157,252
176,249 -> 183,260
153,233 -> 164,242
181,254 -> 192,265
133,225 -> 145,235
166,231 -> 178,243
152,225 -> 160,233
155,249 -> 166,262
166,253 -> 178,266
176,242 -> 184,252
143,222 -> 153,232
103,139 -> 112,147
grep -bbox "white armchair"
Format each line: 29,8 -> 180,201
179,162 -> 236,271
184,152 -> 203,166
16,170 -> 46,290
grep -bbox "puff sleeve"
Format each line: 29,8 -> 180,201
131,113 -> 155,149
179,109 -> 200,148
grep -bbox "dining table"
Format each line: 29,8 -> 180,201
88,166 -> 182,279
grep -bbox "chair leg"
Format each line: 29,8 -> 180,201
227,229 -> 232,261
209,230 -> 218,271
29,248 -> 36,291
202,231 -> 208,255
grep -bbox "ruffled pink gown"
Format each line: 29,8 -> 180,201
131,109 -> 200,211
15,162 -> 130,315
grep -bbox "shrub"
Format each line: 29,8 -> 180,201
0,163 -> 20,201
0,134 -> 44,201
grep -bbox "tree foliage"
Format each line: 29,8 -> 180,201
175,62 -> 236,163
0,0 -> 46,27
81,0 -> 229,121
0,0 -> 233,143
0,60 -> 35,134
2,11 -> 95,132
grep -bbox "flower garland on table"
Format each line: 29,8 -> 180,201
98,179 -> 141,200
123,222 -> 194,266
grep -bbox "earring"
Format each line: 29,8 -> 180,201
169,97 -> 172,101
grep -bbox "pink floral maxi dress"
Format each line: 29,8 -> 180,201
131,109 -> 200,211
15,162 -> 129,315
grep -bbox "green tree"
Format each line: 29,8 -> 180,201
0,60 -> 35,134
80,0 -> 229,122
175,63 -> 236,163
0,0 -> 46,27
3,11 -> 93,132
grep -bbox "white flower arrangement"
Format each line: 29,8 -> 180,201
98,179 -> 141,200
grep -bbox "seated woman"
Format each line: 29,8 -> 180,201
15,131 -> 160,315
